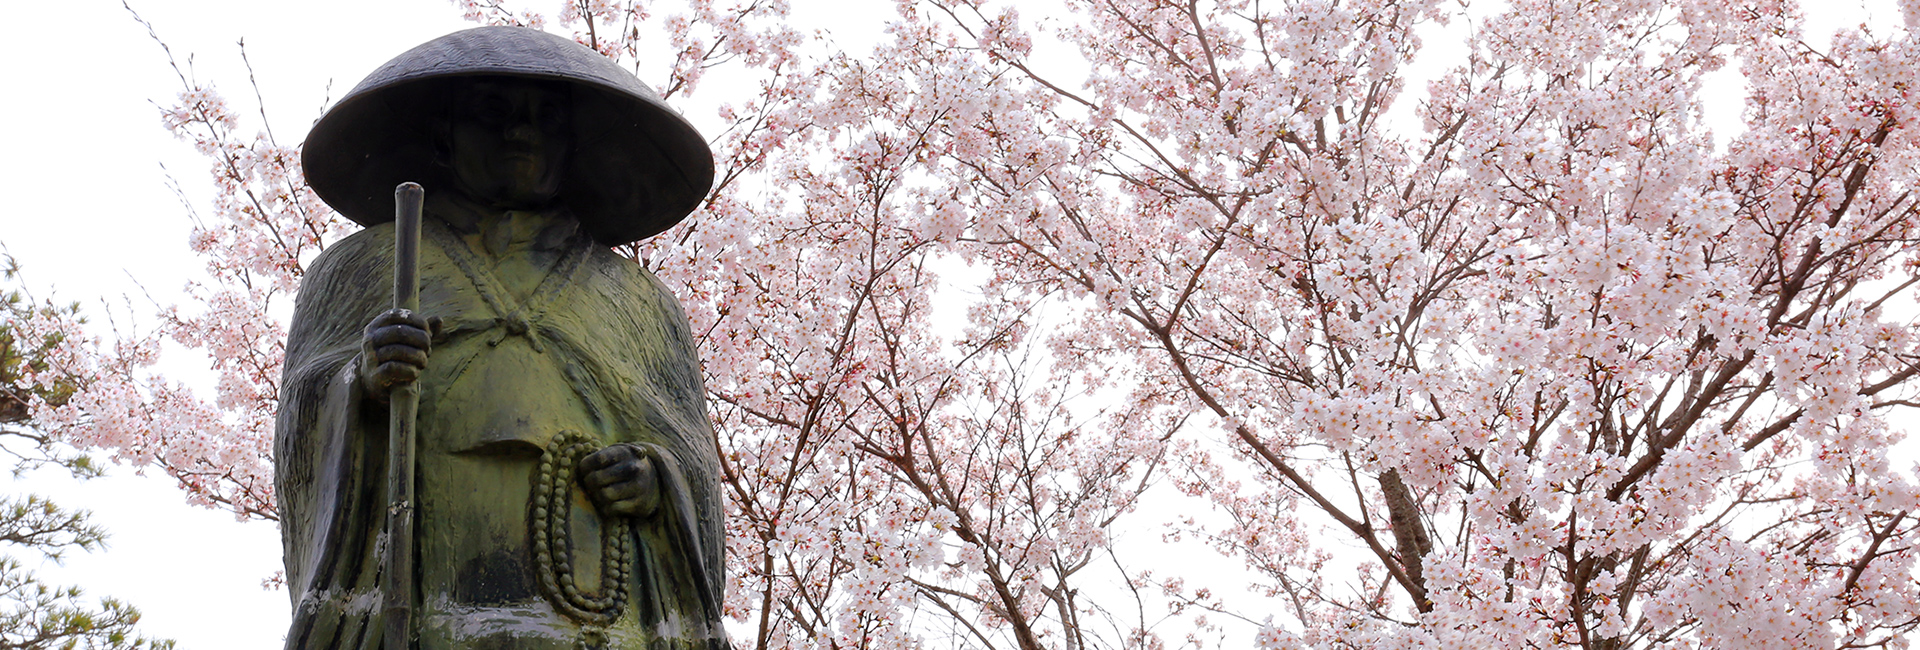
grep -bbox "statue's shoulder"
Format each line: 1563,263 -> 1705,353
295,225 -> 396,311
579,246 -> 678,299
306,225 -> 395,280
571,247 -> 697,329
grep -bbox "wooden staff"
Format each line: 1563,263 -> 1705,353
383,181 -> 424,650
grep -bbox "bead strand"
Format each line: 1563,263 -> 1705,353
532,430 -> 633,626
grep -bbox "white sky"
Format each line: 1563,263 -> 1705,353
0,0 -> 1905,648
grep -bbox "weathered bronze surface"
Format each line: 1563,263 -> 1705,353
278,26 -> 725,650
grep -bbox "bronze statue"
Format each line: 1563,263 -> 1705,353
278,26 -> 725,649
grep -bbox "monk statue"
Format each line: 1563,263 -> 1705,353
277,26 -> 726,649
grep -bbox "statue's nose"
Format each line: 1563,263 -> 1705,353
505,121 -> 542,144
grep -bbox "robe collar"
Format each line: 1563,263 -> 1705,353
427,192 -> 582,257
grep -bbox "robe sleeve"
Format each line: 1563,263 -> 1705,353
641,268 -> 729,625
617,260 -> 730,638
553,251 -> 729,642
276,226 -> 396,649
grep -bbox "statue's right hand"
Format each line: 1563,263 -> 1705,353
359,309 -> 437,401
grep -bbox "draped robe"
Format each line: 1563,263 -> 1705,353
275,211 -> 726,650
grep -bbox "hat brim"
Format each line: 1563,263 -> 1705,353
302,28 -> 715,246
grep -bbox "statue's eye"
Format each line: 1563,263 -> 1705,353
470,95 -> 513,125
536,100 -> 569,133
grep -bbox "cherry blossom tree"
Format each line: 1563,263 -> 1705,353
0,259 -> 173,649
80,0 -> 1920,647
875,0 -> 1920,646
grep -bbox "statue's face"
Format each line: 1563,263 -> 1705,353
444,79 -> 573,209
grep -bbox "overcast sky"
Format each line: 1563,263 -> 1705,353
0,0 -> 1902,648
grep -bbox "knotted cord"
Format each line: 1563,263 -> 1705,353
427,219 -> 590,353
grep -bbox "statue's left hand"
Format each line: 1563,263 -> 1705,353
578,444 -> 661,518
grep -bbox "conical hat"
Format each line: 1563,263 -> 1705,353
303,26 -> 714,246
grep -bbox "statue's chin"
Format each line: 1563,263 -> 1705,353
491,194 -> 557,211
460,185 -> 560,212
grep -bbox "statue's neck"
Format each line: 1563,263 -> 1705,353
428,192 -> 579,258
